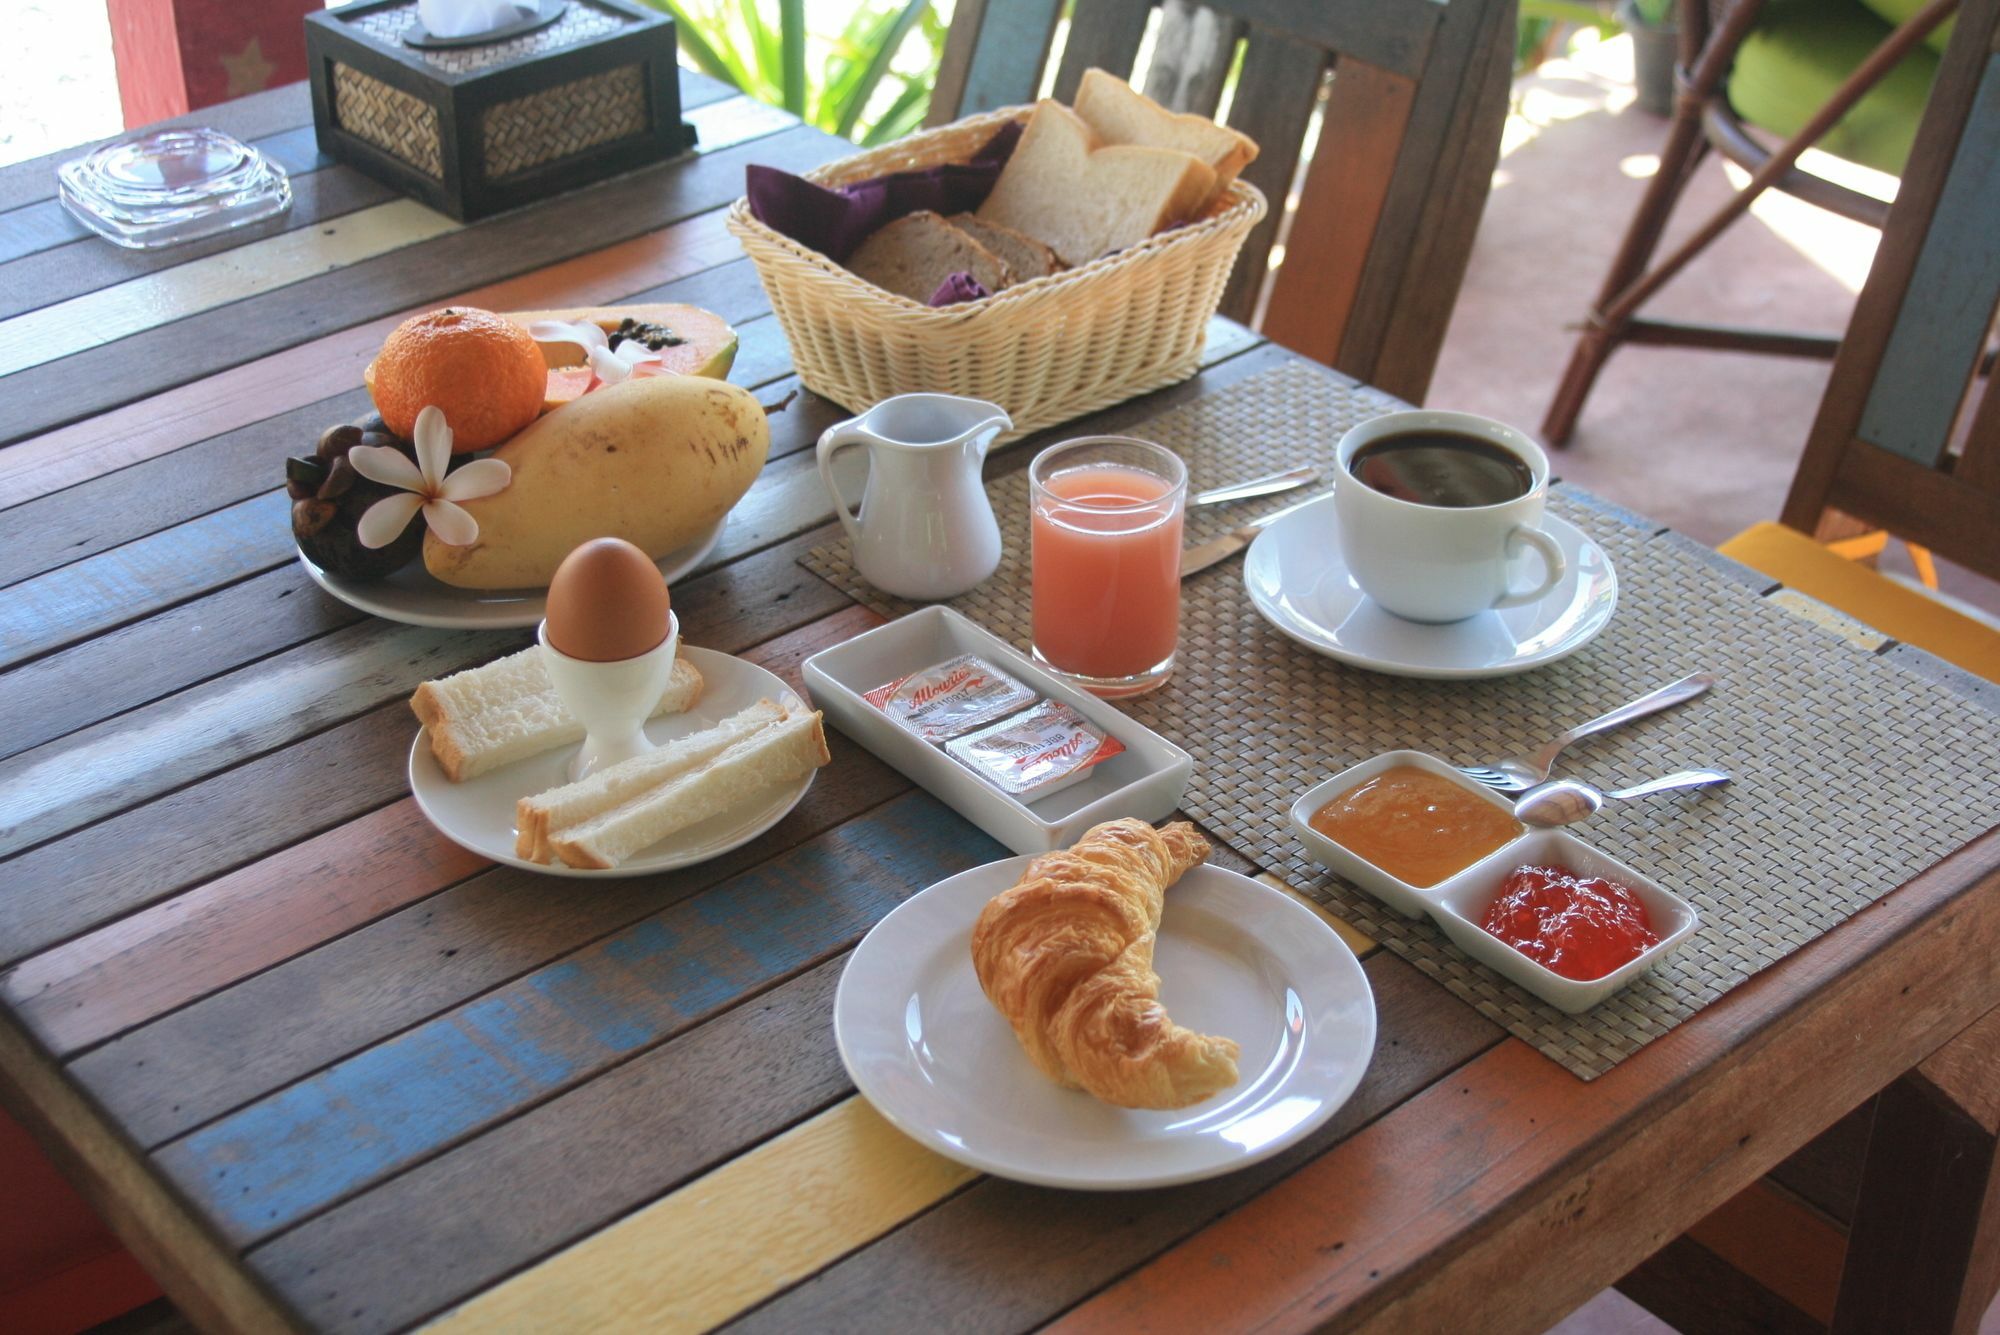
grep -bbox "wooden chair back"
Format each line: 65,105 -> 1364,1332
928,0 -> 1517,405
1780,0 -> 2000,582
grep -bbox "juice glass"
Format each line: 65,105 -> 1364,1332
1029,436 -> 1188,697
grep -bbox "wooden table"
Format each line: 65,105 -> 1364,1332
1,81 -> 1997,1335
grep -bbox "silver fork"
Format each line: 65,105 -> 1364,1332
1457,672 -> 1717,792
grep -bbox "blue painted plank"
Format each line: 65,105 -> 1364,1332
155,792 -> 1005,1243
0,489 -> 291,667
1858,53 -> 2000,466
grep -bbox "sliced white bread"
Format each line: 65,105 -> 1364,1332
845,210 -> 1014,303
976,101 -> 1215,267
1074,67 -> 1258,205
947,213 -> 1063,281
514,698 -> 787,861
412,647 -> 704,783
547,706 -> 831,870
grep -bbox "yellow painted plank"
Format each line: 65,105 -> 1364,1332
0,198 -> 458,377
425,1097 -> 975,1334
1257,872 -> 1378,956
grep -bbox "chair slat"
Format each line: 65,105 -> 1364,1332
1053,0 -> 1159,103
927,0 -> 1062,121
1215,32 -> 1328,323
1142,1 -> 1243,116
1953,352 -> 2000,494
1856,54 -> 2000,467
1257,57 -> 1416,367
1208,0 -> 1435,79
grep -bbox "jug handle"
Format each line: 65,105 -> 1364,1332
816,424 -> 871,545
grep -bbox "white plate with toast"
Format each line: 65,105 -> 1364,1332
409,645 -> 815,877
301,516 -> 725,630
834,856 -> 1376,1189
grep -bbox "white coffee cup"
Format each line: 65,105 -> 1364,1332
1334,410 -> 1566,623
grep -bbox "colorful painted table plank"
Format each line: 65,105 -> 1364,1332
0,79 -> 1995,1335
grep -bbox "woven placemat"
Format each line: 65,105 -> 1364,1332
801,362 -> 2000,1078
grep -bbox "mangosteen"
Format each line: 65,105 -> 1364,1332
288,427 -> 423,580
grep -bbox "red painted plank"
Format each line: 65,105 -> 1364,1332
3,800 -> 484,1056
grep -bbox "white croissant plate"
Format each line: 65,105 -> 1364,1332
834,856 -> 1376,1190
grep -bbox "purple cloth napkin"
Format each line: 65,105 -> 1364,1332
745,121 -> 1022,265
927,271 -> 989,306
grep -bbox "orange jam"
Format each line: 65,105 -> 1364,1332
1309,765 -> 1522,887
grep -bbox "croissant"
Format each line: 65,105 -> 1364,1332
970,818 -> 1241,1110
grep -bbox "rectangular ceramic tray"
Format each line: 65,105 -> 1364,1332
1291,750 -> 1699,1012
803,607 -> 1193,854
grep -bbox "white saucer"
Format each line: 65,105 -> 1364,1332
1243,494 -> 1617,679
301,517 -> 725,629
408,645 -> 813,878
834,857 -> 1376,1190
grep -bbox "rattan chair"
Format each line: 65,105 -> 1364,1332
1543,0 -> 1958,447
928,0 -> 1517,406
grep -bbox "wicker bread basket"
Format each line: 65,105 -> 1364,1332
727,106 -> 1267,438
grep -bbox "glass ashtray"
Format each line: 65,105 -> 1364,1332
57,127 -> 292,250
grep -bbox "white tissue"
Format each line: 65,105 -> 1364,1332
419,0 -> 532,38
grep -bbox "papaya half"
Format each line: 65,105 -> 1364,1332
504,303 -> 738,380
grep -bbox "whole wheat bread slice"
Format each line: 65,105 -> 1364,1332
846,210 -> 1014,303
947,213 -> 1063,281
976,101 -> 1215,267
1074,67 -> 1258,207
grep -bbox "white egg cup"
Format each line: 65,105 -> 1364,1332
536,611 -> 680,782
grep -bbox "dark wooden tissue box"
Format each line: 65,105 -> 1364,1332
304,0 -> 694,221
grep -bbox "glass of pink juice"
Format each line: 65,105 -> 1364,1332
1029,436 -> 1188,697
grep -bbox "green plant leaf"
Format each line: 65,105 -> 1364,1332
836,0 -> 930,138
860,78 -> 929,145
779,0 -> 808,117
650,0 -> 747,89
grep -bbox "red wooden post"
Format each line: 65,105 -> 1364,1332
106,0 -> 320,128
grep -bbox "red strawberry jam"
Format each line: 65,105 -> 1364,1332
1480,864 -> 1660,981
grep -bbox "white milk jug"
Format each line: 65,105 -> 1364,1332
816,393 -> 1012,601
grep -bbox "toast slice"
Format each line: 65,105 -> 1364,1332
947,213 -> 1063,282
514,698 -> 787,861
976,101 -> 1215,267
412,647 -> 704,783
845,210 -> 1014,303
1074,68 -> 1258,205
546,705 -> 831,869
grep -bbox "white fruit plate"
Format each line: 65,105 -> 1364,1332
299,516 -> 725,629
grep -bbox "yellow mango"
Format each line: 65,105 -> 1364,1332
424,376 -> 767,589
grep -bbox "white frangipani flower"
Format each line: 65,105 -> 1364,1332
527,318 -> 608,353
529,318 -> 664,388
586,339 -> 667,385
349,406 -> 510,548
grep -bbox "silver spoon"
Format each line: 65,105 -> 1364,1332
1191,464 -> 1320,507
1513,769 -> 1733,828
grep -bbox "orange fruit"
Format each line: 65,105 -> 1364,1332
541,365 -> 594,412
367,307 -> 546,452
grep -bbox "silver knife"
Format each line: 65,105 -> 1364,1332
1179,491 -> 1326,578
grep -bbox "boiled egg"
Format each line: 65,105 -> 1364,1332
544,537 -> 672,661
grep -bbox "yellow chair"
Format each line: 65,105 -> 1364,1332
1720,522 -> 2000,681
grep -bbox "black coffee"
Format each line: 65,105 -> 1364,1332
1348,430 -> 1533,508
